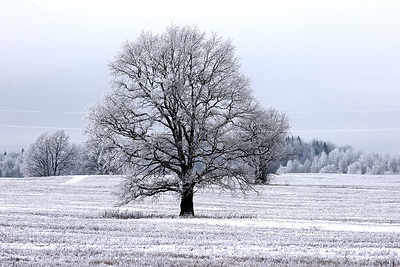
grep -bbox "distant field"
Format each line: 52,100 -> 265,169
1,174 -> 400,266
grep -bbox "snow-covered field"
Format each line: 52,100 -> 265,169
1,174 -> 399,266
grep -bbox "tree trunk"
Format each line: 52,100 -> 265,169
179,184 -> 194,217
255,161 -> 264,184
255,160 -> 270,184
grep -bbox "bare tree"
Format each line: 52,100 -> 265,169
79,139 -> 123,175
22,130 -> 76,177
237,108 -> 290,184
86,25 -> 288,216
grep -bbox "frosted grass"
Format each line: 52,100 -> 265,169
1,174 -> 399,266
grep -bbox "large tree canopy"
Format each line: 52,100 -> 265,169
86,25 -> 288,216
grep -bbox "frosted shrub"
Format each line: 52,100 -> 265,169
320,164 -> 337,173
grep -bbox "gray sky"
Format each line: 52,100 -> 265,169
1,0 -> 400,153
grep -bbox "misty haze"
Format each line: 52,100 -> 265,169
1,1 -> 400,266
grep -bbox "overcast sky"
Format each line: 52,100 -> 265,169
1,0 -> 400,153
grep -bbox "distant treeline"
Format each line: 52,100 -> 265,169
279,136 -> 400,175
0,151 -> 24,178
2,135 -> 400,178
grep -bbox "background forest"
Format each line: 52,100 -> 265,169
2,134 -> 400,178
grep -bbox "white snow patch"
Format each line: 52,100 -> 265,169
170,218 -> 400,233
64,175 -> 89,184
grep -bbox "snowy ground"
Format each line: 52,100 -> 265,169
1,173 -> 399,266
